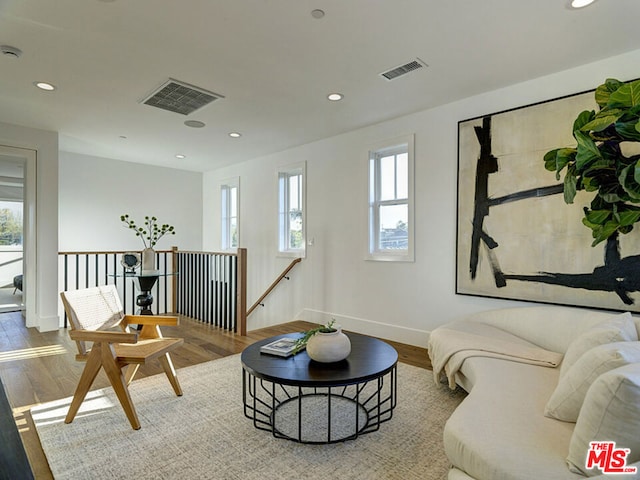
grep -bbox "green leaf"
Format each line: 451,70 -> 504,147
581,113 -> 622,133
564,170 -> 577,204
573,110 -> 595,132
608,79 -> 640,108
636,120 -> 640,134
544,148 -> 575,179
581,175 -> 600,192
615,119 -> 640,141
583,157 -> 614,175
616,209 -> 640,227
618,163 -> 640,200
634,160 -> 640,185
595,79 -> 623,107
601,191 -> 623,203
588,220 -> 620,247
584,209 -> 611,225
574,130 -> 602,170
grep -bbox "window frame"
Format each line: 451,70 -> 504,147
277,162 -> 306,258
367,134 -> 415,262
220,177 -> 239,251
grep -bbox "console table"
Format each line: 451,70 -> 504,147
111,271 -> 177,315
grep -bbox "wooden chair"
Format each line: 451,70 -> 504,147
60,285 -> 184,430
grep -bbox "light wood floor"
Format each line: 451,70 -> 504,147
0,311 -> 431,479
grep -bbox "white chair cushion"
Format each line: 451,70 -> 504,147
560,312 -> 637,377
545,342 -> 640,422
444,357 -> 581,480
566,363 -> 640,476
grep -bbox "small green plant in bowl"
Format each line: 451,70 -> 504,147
293,319 -> 336,354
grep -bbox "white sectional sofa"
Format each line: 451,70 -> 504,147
427,306 -> 640,480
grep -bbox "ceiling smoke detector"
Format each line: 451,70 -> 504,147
141,78 -> 224,116
184,120 -> 206,128
379,58 -> 427,81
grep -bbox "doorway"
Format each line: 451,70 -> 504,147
0,145 -> 36,322
0,154 -> 25,313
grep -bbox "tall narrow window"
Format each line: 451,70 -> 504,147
368,135 -> 414,261
221,178 -> 239,250
278,162 -> 305,256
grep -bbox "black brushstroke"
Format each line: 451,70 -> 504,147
488,184 -> 565,207
503,234 -> 639,305
468,116 -> 563,281
469,117 -> 498,279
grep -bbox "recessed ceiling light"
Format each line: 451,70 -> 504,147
34,81 -> 56,91
184,120 -> 205,128
311,9 -> 325,19
571,0 -> 596,8
327,93 -> 343,101
229,132 -> 242,138
175,154 -> 186,159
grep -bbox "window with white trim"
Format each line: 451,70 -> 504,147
221,178 -> 239,250
278,162 -> 305,256
368,135 -> 414,261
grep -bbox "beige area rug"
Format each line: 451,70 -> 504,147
32,355 -> 466,480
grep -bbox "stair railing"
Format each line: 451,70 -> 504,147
58,247 -> 248,335
175,248 -> 247,335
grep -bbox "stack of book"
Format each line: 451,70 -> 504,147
259,337 -> 303,357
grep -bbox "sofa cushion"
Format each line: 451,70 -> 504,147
545,341 -> 640,422
444,357 -> 583,480
560,312 -> 637,377
566,363 -> 640,477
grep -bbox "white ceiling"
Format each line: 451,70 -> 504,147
0,0 -> 639,172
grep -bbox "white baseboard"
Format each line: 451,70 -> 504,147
36,314 -> 61,332
298,308 -> 430,348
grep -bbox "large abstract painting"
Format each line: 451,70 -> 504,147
456,88 -> 640,312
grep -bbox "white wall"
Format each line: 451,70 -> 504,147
203,48 -> 640,347
0,122 -> 59,331
59,152 -> 203,252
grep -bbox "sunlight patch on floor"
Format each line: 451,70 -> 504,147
31,390 -> 116,427
0,345 -> 67,363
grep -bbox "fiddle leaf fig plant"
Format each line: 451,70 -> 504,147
544,78 -> 640,247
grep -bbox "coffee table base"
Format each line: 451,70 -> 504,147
243,366 -> 397,444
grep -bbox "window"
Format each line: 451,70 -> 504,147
221,178 -> 239,250
368,135 -> 414,261
278,162 -> 305,256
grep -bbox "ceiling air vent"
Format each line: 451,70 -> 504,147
379,58 -> 427,81
141,78 -> 224,116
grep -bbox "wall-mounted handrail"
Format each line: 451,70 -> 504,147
247,257 -> 301,317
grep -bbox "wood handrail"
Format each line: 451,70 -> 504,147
58,249 -> 174,255
247,257 -> 302,317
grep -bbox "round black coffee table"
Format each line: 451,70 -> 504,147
241,332 -> 398,444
